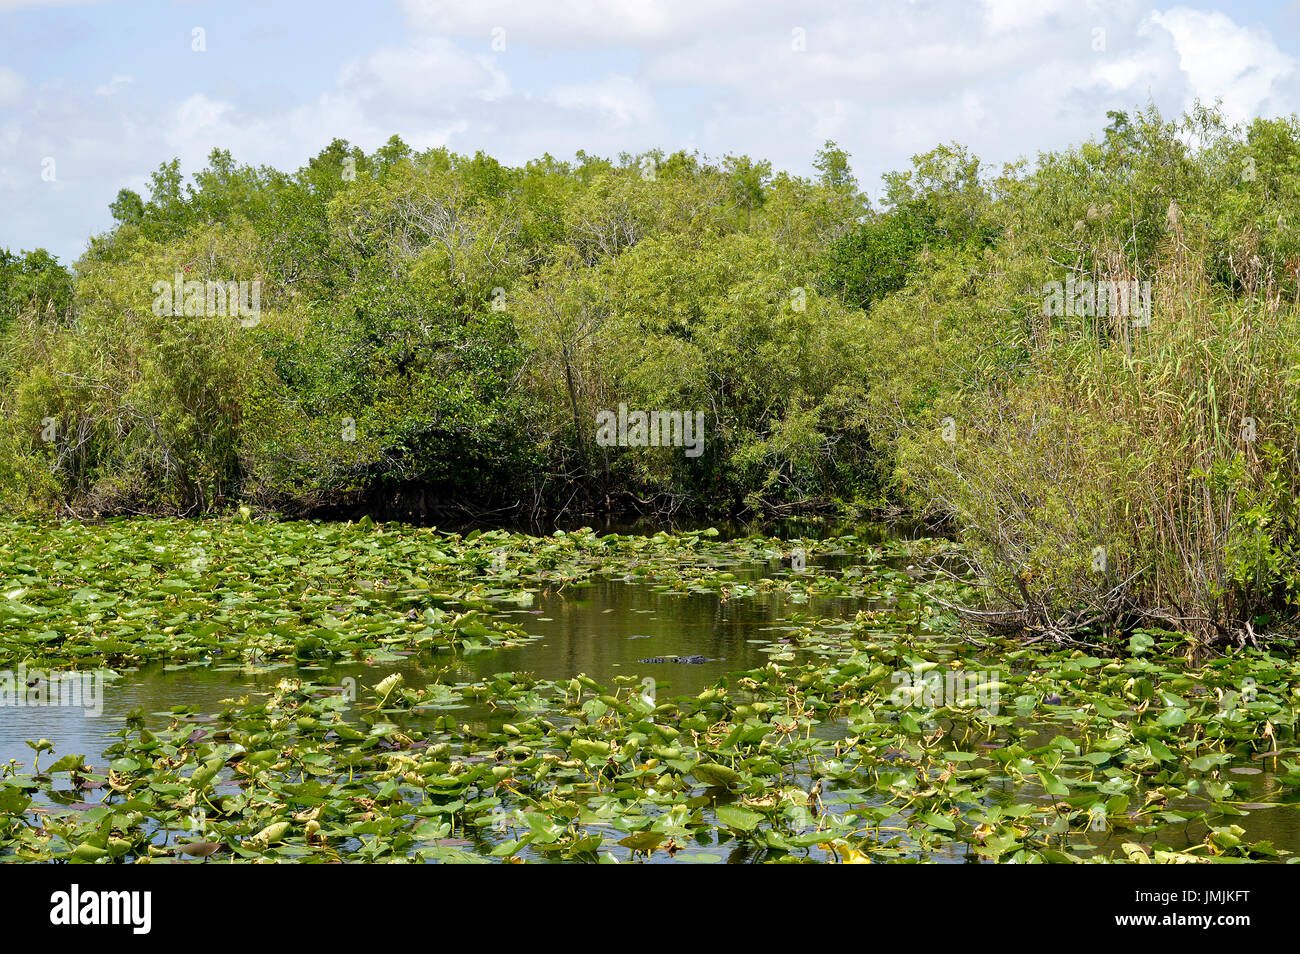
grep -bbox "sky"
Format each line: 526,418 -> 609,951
2,0 -> 1299,265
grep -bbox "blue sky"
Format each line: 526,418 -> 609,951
3,0 -> 1300,265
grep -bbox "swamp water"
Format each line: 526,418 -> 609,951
1,519 -> 1298,863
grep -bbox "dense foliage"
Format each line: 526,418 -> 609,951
0,139 -> 872,522
1,520 -> 1292,863
7,106 -> 1300,644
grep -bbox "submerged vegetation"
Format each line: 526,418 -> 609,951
1,518 -> 1297,863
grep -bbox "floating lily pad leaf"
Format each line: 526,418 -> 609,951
1190,753 -> 1232,772
617,830 -> 665,853
715,805 -> 763,832
692,762 -> 742,790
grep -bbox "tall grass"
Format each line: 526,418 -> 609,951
907,225 -> 1300,645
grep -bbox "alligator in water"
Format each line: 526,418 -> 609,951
637,654 -> 712,664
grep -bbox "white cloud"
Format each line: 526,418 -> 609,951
1092,54 -> 1158,90
0,67 -> 26,107
337,37 -> 510,106
979,0 -> 1074,34
93,75 -> 133,97
396,0 -> 757,47
1148,7 -> 1294,125
167,94 -> 236,150
4,2 -> 1300,264
546,75 -> 657,127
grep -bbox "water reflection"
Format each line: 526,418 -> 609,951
3,547 -> 1298,862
